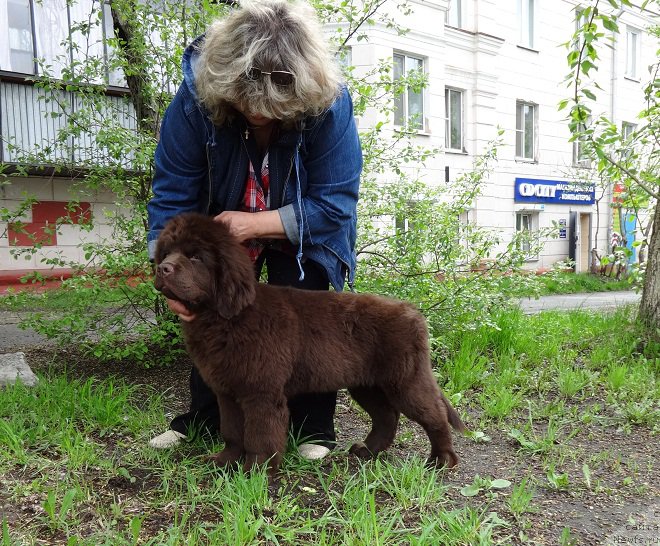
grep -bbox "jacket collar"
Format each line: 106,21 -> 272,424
182,35 -> 205,102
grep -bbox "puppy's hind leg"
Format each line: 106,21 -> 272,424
386,377 -> 460,469
348,386 -> 400,459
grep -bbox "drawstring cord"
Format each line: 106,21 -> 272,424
294,134 -> 305,281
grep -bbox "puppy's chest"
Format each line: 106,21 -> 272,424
182,326 -> 253,391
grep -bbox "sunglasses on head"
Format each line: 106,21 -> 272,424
247,67 -> 295,86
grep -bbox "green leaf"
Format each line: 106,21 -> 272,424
583,89 -> 597,101
460,483 -> 482,497
581,60 -> 596,75
582,464 -> 592,488
490,479 -> 512,489
600,17 -> 619,33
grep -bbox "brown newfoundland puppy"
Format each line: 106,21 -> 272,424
154,213 -> 465,475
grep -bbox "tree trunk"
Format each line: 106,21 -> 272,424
639,200 -> 660,329
110,4 -> 159,138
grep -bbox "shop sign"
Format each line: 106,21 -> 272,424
514,178 -> 595,205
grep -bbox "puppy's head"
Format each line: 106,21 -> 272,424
154,213 -> 256,318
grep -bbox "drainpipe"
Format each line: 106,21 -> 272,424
606,8 -> 625,258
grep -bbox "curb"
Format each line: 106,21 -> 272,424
0,269 -> 74,294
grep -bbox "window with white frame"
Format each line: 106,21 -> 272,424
393,53 -> 425,130
337,46 -> 352,71
457,209 -> 472,254
515,211 -> 538,256
574,7 -> 590,50
573,115 -> 592,167
625,27 -> 640,79
5,0 -> 36,74
1,0 -> 124,85
622,121 -> 636,140
620,121 -> 637,159
515,101 -> 537,161
395,201 -> 421,241
446,0 -> 462,28
518,0 -> 535,49
445,87 -> 464,152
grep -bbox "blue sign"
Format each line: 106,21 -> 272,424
558,218 -> 567,239
514,178 -> 595,205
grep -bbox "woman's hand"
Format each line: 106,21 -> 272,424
167,298 -> 196,322
215,210 -> 286,242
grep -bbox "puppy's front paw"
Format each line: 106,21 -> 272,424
206,449 -> 243,468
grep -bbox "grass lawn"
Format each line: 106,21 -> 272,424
498,271 -> 633,297
1,307 -> 658,545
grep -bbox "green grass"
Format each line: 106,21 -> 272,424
440,306 -> 658,419
0,285 -> 129,313
1,305 -> 658,544
499,271 -> 632,297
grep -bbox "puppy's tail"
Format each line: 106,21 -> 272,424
442,392 -> 467,433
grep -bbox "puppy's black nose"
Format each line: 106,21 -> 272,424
158,262 -> 175,276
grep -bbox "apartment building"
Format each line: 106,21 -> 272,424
1,0 -> 657,277
351,0 -> 657,272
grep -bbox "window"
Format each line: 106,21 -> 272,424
516,212 -> 538,255
625,27 -> 640,79
445,88 -> 464,152
573,7 -> 590,50
518,0 -> 535,49
622,122 -> 636,141
102,1 -> 125,87
337,46 -> 352,70
457,209 -> 472,254
393,53 -> 425,130
395,201 -> 423,253
573,115 -> 592,167
446,0 -> 462,28
395,213 -> 411,234
575,7 -> 588,31
1,0 -> 123,84
620,122 -> 637,160
5,0 -> 36,74
515,101 -> 536,161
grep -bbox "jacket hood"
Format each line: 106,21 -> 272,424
181,35 -> 205,101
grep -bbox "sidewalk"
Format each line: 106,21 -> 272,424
518,290 -> 641,314
0,310 -> 50,351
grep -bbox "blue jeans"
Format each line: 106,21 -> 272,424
170,248 -> 337,448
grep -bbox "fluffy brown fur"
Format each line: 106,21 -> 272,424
154,213 -> 465,474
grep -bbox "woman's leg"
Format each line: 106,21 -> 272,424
169,366 -> 220,436
263,248 -> 337,449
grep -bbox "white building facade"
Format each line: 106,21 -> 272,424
349,0 -> 657,272
0,0 -> 657,276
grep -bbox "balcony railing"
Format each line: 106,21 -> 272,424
0,74 -> 138,170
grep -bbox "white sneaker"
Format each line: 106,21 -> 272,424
298,443 -> 331,460
149,430 -> 187,449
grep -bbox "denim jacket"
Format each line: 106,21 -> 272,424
147,37 -> 362,291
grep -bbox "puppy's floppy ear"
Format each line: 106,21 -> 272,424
214,264 -> 256,318
211,232 -> 257,319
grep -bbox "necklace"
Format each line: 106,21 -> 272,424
244,124 -> 271,140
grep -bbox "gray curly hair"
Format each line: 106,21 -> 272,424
194,0 -> 342,127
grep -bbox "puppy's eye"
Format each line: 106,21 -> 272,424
190,255 -> 203,263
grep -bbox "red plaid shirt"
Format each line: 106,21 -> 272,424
240,152 -> 270,262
